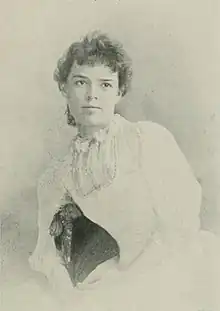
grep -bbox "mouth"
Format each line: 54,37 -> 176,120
82,106 -> 101,109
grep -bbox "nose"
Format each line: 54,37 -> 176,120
87,95 -> 98,101
86,85 -> 98,102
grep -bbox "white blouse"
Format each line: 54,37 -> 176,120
29,114 -> 201,290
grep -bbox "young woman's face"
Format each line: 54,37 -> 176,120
65,63 -> 121,128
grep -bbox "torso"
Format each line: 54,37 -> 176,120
57,120 -> 157,250
39,116 -> 158,270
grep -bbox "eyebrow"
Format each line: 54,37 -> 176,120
71,75 -> 114,82
99,78 -> 114,82
71,74 -> 88,79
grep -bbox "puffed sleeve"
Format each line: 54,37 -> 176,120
28,158 -> 74,294
137,121 -> 201,241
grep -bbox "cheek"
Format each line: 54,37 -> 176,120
101,88 -> 118,100
101,90 -> 120,106
68,87 -> 87,101
67,90 -> 84,114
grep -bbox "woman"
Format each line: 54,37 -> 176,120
27,31 -> 220,310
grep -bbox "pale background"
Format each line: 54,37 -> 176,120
0,0 -> 219,282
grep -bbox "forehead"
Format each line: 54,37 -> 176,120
70,63 -> 118,81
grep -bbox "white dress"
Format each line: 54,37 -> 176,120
4,114 -> 219,311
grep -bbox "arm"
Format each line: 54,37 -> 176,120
138,121 -> 201,244
28,162 -> 75,299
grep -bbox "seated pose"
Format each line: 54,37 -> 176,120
27,30 -> 220,311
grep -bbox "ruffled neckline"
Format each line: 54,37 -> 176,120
69,114 -> 123,198
71,114 -> 122,154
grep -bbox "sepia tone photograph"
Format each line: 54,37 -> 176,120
1,0 -> 220,310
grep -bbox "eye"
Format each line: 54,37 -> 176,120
74,80 -> 86,86
101,82 -> 113,89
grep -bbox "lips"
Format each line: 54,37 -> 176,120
82,106 -> 101,109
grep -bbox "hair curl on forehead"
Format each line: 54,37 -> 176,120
53,30 -> 133,97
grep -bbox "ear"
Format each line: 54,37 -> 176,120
115,90 -> 122,107
117,90 -> 122,97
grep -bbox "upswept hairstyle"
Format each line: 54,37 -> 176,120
53,30 -> 133,97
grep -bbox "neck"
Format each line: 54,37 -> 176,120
77,124 -> 106,139
76,117 -> 115,139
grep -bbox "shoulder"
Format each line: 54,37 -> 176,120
135,120 -> 197,177
135,120 -> 184,158
136,120 -> 176,146
135,120 -> 200,189
126,120 -> 179,164
118,117 -> 179,163
117,116 -> 172,145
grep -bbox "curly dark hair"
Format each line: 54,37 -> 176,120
53,30 -> 133,97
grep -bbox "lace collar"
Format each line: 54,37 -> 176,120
70,114 -> 122,198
